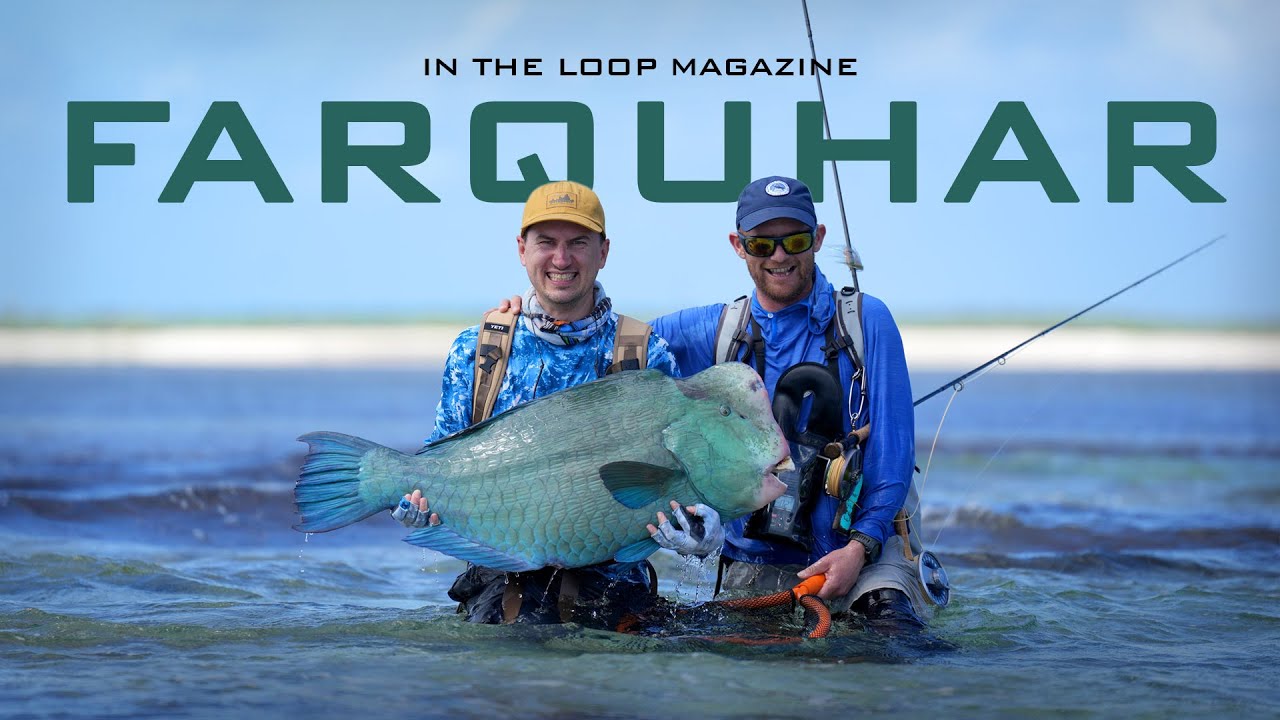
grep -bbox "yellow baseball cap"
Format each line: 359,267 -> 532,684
520,181 -> 605,236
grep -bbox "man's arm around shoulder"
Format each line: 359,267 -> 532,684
650,304 -> 726,377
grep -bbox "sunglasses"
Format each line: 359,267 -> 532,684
739,231 -> 815,258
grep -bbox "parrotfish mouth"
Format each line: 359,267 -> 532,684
760,456 -> 793,505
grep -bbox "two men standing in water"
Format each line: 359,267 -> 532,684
399,176 -> 933,628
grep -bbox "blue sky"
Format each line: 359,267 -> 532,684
2,0 -> 1276,326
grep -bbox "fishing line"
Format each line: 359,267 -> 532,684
928,421 -> 1017,549
913,234 -> 1225,408
925,352 -> 1094,548
911,357 -> 1010,503
908,234 -> 1224,541
911,359 -> 1009,534
914,385 -> 960,519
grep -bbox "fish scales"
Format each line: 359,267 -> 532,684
294,364 -> 789,571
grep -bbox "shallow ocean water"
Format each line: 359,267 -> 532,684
1,366 -> 1277,719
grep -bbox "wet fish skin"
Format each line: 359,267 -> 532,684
294,363 -> 789,571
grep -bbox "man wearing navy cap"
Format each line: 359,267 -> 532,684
650,176 -> 933,627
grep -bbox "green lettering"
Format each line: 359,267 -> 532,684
67,101 -> 169,203
945,101 -> 1078,203
1107,101 -> 1225,203
470,102 -> 594,202
796,101 -> 917,202
636,102 -> 750,202
321,101 -> 437,203
159,102 -> 291,203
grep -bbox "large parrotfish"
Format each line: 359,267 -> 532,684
294,363 -> 791,571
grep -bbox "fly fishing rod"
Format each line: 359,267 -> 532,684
912,234 -> 1224,407
801,0 -> 862,292
798,1 -> 1222,407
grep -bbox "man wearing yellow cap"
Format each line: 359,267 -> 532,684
395,181 -> 680,625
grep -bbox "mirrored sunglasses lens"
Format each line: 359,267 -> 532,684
782,233 -> 814,254
745,238 -> 777,257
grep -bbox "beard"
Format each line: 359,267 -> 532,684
748,256 -> 816,309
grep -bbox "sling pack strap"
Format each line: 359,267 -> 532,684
606,314 -> 651,375
472,308 -> 518,426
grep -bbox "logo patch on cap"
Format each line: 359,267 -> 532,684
765,180 -> 790,197
546,192 -> 577,208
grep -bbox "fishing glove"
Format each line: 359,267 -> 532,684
652,503 -> 724,558
391,498 -> 430,528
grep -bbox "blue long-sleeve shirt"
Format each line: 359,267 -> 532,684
651,268 -> 915,566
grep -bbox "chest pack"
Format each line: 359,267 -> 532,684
713,287 -> 870,547
470,309 -> 652,425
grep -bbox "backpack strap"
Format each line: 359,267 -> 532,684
607,314 -> 651,375
714,289 -> 865,375
713,295 -> 752,364
829,287 -> 865,373
828,287 -> 868,427
472,308 -> 517,425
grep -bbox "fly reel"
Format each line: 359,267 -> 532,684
822,439 -> 862,499
917,550 -> 950,607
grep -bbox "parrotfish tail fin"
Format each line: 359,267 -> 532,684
294,431 -> 390,533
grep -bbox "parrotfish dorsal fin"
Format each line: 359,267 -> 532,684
599,461 -> 682,509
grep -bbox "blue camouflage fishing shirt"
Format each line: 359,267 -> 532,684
651,267 -> 915,567
426,312 -> 679,586
428,314 -> 680,444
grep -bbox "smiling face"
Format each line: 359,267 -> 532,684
730,218 -> 826,312
518,220 -> 610,320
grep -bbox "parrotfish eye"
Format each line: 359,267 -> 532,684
719,405 -> 731,417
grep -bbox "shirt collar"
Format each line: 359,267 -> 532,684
750,266 -> 835,335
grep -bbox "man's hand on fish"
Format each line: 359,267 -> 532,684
797,541 -> 865,600
391,489 -> 440,528
647,501 -> 725,558
491,295 -> 524,315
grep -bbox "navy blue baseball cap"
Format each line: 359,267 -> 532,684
736,176 -> 817,232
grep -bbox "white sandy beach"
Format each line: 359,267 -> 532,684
1,324 -> 1276,371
